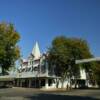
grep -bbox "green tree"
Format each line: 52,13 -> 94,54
0,22 -> 20,75
48,36 -> 92,88
92,62 -> 100,87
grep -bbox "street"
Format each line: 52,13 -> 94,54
0,88 -> 100,100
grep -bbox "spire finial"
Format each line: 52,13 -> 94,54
32,41 -> 41,60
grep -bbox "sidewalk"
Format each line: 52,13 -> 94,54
12,87 -> 71,92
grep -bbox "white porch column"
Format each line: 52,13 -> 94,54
20,79 -> 22,87
45,78 -> 49,89
46,61 -> 48,76
29,79 -> 31,88
17,79 -> 19,87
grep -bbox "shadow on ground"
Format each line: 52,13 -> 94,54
27,94 -> 99,100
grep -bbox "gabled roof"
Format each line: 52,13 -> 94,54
32,42 -> 41,60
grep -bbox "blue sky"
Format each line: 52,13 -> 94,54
0,0 -> 100,58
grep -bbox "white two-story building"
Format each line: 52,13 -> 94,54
13,42 -> 97,89
0,42 -> 97,89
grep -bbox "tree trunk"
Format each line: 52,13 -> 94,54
74,79 -> 77,89
61,80 -> 64,88
2,67 -> 5,75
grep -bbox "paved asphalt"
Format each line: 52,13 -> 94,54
0,88 -> 100,100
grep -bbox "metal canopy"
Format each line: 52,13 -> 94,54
75,57 -> 100,64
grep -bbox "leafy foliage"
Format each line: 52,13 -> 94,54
0,22 -> 20,74
48,36 -> 92,79
92,62 -> 100,86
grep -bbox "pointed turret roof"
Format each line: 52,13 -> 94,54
32,42 -> 41,60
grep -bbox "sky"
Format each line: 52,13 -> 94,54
0,0 -> 100,58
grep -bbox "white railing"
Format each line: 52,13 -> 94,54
0,75 -> 12,78
16,70 -> 56,78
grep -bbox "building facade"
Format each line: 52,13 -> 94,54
0,42 -> 97,89
14,42 -> 58,89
